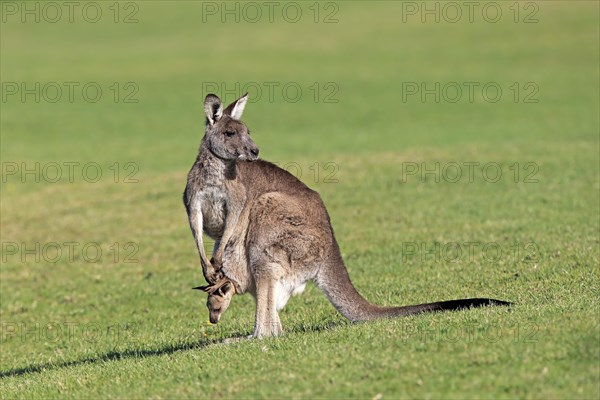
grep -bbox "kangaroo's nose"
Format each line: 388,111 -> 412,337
251,148 -> 259,157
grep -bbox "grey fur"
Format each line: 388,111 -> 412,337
184,93 -> 510,338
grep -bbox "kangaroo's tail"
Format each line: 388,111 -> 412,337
315,249 -> 510,322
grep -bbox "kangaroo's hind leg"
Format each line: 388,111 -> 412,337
252,262 -> 284,338
250,243 -> 290,338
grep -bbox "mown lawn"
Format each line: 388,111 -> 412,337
1,1 -> 598,398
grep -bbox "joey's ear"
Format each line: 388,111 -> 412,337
204,94 -> 223,127
223,93 -> 248,120
193,285 -> 213,293
221,281 -> 234,295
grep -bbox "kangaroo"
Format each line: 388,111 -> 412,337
183,93 -> 259,285
186,93 -> 510,338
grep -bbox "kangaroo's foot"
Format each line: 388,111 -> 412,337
204,257 -> 225,284
252,319 -> 284,338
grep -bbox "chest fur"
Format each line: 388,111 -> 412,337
197,186 -> 228,239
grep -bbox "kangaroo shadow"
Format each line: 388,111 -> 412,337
0,334 -> 236,379
0,321 -> 347,379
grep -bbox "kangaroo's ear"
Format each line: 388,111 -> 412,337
204,94 -> 223,127
223,93 -> 248,120
193,285 -> 213,293
220,281 -> 234,295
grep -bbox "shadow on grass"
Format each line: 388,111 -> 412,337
0,336 -> 238,379
0,321 -> 344,379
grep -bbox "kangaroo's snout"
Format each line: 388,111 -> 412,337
239,139 -> 259,161
209,312 -> 221,324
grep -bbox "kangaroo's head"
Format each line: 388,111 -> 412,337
195,279 -> 236,324
203,93 -> 259,162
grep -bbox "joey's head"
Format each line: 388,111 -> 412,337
195,280 -> 236,324
203,93 -> 259,162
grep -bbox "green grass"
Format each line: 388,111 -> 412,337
1,1 -> 599,398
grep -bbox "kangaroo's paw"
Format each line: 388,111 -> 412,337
204,261 -> 224,285
207,272 -> 224,285
252,321 -> 284,339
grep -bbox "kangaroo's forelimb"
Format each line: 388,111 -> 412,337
184,192 -> 220,284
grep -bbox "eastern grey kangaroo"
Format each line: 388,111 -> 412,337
184,93 -> 510,338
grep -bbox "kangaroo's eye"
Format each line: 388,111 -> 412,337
225,131 -> 235,137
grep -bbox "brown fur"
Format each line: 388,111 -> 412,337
185,93 -> 510,338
